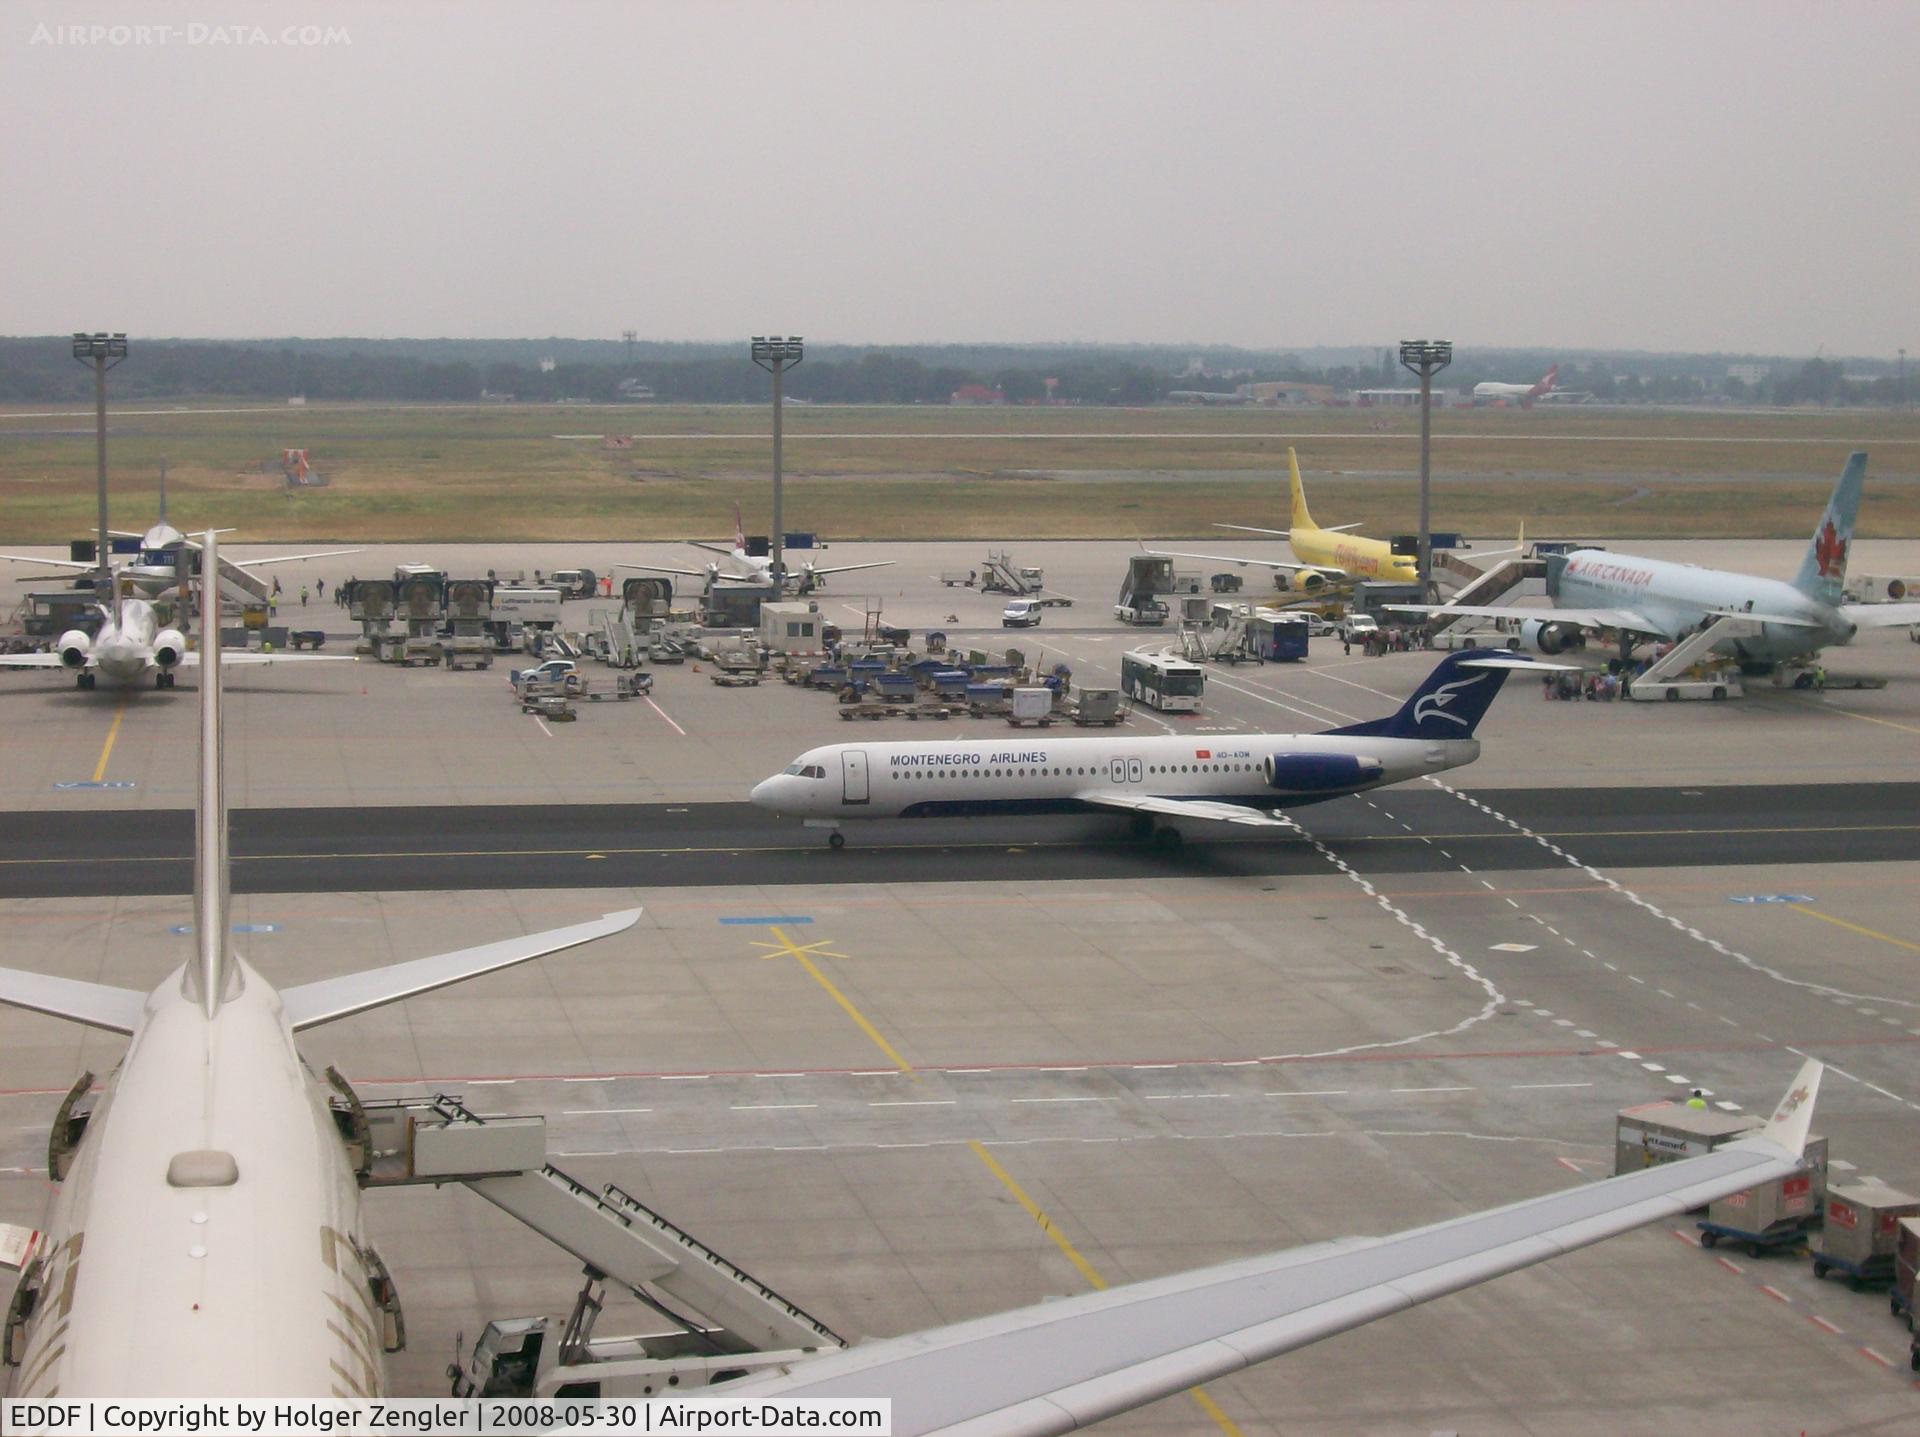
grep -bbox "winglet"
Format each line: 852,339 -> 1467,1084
1755,1057 -> 1822,1159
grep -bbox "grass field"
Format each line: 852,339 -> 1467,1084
3,401 -> 1918,542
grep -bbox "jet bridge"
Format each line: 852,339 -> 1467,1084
348,1092 -> 843,1393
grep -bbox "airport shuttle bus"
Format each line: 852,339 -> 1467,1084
1121,649 -> 1205,711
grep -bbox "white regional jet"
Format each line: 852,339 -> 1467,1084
0,533 -> 641,1396
621,504 -> 893,594
1394,452 -> 1920,665
0,589 -> 351,690
753,651 -> 1546,847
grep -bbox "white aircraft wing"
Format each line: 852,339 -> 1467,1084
226,547 -> 366,569
719,1061 -> 1822,1436
617,561 -> 718,580
280,906 -> 643,1030
809,560 -> 896,577
1142,545 -> 1313,574
0,653 -> 74,668
1075,791 -> 1294,829
0,552 -> 94,572
1387,603 -> 1668,637
1842,602 -> 1920,630
176,652 -> 357,667
686,540 -> 741,559
0,967 -> 146,1034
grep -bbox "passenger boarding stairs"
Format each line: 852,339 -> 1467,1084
980,550 -> 1041,596
1627,615 -> 1754,701
1179,606 -> 1256,663
211,555 -> 271,606
596,608 -> 641,668
1424,553 -> 1545,634
350,1093 -> 842,1360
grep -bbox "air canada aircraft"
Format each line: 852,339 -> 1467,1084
1394,452 -> 1920,665
621,503 -> 893,595
753,650 -> 1547,847
0,533 -> 641,1395
0,586 -> 352,690
1144,448 -> 1418,592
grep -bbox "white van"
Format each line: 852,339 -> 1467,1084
1002,598 -> 1044,628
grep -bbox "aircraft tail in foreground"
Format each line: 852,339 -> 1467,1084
1331,651 -> 1538,740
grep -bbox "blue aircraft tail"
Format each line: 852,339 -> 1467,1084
1790,452 -> 1867,605
1331,651 -> 1539,740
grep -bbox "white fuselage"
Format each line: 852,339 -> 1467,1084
1556,549 -> 1853,661
11,960 -> 383,1397
751,731 -> 1478,822
86,599 -> 173,683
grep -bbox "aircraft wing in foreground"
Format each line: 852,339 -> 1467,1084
712,1060 -> 1822,1436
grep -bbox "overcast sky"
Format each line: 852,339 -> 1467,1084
3,1 -> 1913,355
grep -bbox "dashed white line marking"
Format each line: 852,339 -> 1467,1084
1512,1082 -> 1594,1091
1760,1285 -> 1790,1304
562,1107 -> 654,1116
1012,1096 -> 1099,1104
869,1100 -> 956,1107
1575,1029 -> 1597,1038
1616,1051 -> 1642,1060
1657,989 -> 1677,999
1810,1315 -> 1845,1335
1266,1090 -> 1350,1097
1641,1062 -> 1667,1072
660,1074 -> 710,1081
1391,1085 -> 1474,1094
1628,975 -> 1647,985
1145,1093 -> 1231,1101
562,1076 -> 614,1084
730,1103 -> 818,1112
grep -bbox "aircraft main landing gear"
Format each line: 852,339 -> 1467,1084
1151,825 -> 1184,851
828,832 -> 846,850
76,672 -> 95,690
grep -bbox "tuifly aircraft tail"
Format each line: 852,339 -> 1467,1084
1331,651 -> 1541,740
1287,448 -> 1316,532
1790,451 -> 1867,605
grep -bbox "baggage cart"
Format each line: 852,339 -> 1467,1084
1811,1182 -> 1920,1288
1892,1217 -> 1918,1329
1701,1170 -> 1819,1257
1614,1103 -> 1760,1175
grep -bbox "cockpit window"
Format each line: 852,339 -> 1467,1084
784,762 -> 806,775
804,764 -> 825,779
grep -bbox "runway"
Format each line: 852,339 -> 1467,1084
14,781 -> 1919,898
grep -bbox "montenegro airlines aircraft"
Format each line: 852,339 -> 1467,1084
0,533 -> 640,1396
753,651 -> 1542,847
1396,452 -> 1920,664
0,591 -> 351,690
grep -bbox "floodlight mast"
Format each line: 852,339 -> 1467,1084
72,332 -> 130,596
1398,340 -> 1452,596
751,337 -> 805,590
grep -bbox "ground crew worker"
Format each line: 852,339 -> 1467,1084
316,578 -> 325,599
300,585 -> 309,607
1686,1088 -> 1707,1111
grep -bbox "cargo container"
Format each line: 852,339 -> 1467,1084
1613,1104 -> 1761,1175
1894,1217 -> 1918,1330
1812,1182 -> 1920,1285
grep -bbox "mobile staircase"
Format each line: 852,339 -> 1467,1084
1423,553 -> 1545,635
1626,616 -> 1751,701
347,1092 -> 845,1396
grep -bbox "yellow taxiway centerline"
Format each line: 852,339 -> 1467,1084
91,699 -> 128,783
751,924 -> 1244,1437
1786,903 -> 1920,956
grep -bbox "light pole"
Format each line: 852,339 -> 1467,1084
1398,340 -> 1453,597
751,336 -> 804,590
1900,348 -> 1908,411
72,332 -> 129,595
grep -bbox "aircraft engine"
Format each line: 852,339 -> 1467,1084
153,628 -> 187,669
56,630 -> 92,669
1263,752 -> 1384,795
1521,618 -> 1584,655
1273,569 -> 1332,595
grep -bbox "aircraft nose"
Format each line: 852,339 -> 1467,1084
749,777 -> 778,811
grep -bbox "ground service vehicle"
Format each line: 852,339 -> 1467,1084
1120,649 -> 1205,712
1003,599 -> 1043,628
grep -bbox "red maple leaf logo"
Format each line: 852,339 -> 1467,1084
1814,520 -> 1847,579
